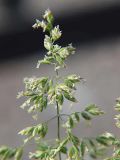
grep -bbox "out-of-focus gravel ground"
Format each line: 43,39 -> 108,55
0,38 -> 120,154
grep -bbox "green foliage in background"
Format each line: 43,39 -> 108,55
0,9 -> 120,160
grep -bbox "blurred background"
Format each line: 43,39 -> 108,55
0,0 -> 120,158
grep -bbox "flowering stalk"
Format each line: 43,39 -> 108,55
0,9 -> 120,160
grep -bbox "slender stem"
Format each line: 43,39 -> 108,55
44,114 -> 69,125
57,103 -> 60,140
55,69 -> 62,160
57,101 -> 61,160
61,114 -> 69,117
45,115 -> 59,124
